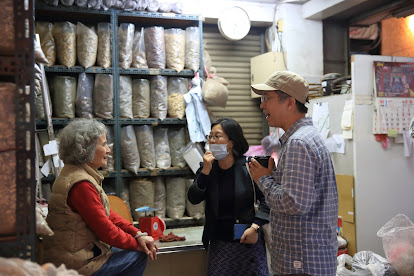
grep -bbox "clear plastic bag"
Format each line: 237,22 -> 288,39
121,125 -> 140,174
88,0 -> 102,9
377,214 -> 414,276
53,21 -> 76,68
154,127 -> 171,169
150,75 -> 168,120
76,22 -> 98,68
119,75 -> 133,118
144,26 -> 166,69
36,22 -> 56,66
132,78 -> 150,118
118,23 -> 135,69
351,251 -> 396,276
136,0 -> 148,11
134,125 -> 156,170
185,178 -> 204,219
132,27 -> 148,68
93,74 -> 113,119
168,127 -> 187,168
154,176 -> 166,218
75,73 -> 94,118
75,0 -> 88,8
185,27 -> 200,72
97,22 -> 112,68
166,177 -> 186,219
167,77 -> 187,119
164,28 -> 185,72
129,178 -> 154,221
52,76 -> 77,118
104,126 -> 115,171
146,0 -> 159,12
60,0 -> 75,6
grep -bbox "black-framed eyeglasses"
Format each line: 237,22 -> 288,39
206,134 -> 227,142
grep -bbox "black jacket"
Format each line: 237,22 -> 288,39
187,157 -> 270,249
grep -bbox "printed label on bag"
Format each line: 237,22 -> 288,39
293,260 -> 302,269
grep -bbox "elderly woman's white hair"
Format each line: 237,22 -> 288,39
58,119 -> 107,165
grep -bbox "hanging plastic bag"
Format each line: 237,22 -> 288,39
377,214 -> 414,276
201,67 -> 229,108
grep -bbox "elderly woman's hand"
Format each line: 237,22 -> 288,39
136,235 -> 158,260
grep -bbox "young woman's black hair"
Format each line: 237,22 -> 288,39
211,118 -> 249,158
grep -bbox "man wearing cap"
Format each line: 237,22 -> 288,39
248,71 -> 338,276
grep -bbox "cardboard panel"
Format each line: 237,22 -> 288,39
336,174 -> 354,223
250,52 -> 287,98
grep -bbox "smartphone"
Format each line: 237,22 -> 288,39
233,224 -> 248,240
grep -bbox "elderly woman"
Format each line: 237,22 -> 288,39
43,119 -> 157,276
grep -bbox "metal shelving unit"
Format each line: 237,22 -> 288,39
0,0 -> 36,260
34,2 -> 204,227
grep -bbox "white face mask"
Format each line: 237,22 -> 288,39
207,142 -> 231,160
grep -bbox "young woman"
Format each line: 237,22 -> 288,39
187,117 -> 270,276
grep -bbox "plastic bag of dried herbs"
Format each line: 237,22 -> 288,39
134,125 -> 156,170
167,77 -> 187,119
150,75 -> 168,120
97,22 -> 112,68
166,177 -> 186,219
132,27 -> 148,68
77,22 -> 98,69
52,76 -> 76,118
154,127 -> 171,169
164,28 -> 185,72
121,125 -> 140,174
53,21 -> 76,68
76,73 -> 94,119
129,178 -> 154,221
118,23 -> 135,69
119,75 -> 133,118
144,26 -> 165,69
168,127 -> 187,168
185,26 -> 200,72
132,78 -> 150,118
93,74 -> 113,119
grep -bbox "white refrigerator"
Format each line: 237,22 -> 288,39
308,54 -> 414,256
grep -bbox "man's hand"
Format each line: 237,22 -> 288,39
248,157 -> 275,183
136,235 -> 158,260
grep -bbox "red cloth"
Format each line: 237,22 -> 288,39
67,181 -> 139,250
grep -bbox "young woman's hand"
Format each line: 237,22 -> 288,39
201,151 -> 215,175
240,227 -> 258,244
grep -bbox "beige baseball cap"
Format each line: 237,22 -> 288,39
251,71 -> 309,104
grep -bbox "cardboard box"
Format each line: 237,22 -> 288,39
250,52 -> 287,98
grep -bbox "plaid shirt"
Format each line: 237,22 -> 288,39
257,117 -> 338,275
